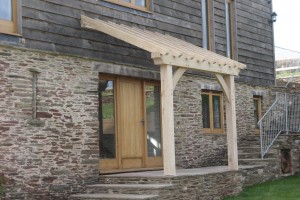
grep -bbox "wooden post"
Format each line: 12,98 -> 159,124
160,64 -> 176,176
224,75 -> 239,170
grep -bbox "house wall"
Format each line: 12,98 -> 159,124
0,43 -> 275,199
1,0 -> 274,86
0,45 -> 100,199
173,73 -> 272,168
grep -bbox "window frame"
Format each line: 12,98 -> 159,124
103,0 -> 153,12
201,0 -> 214,51
225,0 -> 237,59
202,90 -> 224,134
0,0 -> 20,35
253,96 -> 262,134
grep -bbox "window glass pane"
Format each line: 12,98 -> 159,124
146,85 -> 162,157
202,94 -> 210,128
0,0 -> 12,21
254,99 -> 259,128
122,0 -> 131,3
136,0 -> 146,7
99,80 -> 116,159
213,95 -> 221,128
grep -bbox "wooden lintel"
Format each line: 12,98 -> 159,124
173,67 -> 187,90
152,53 -> 242,76
215,74 -> 230,102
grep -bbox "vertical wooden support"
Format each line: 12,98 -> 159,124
160,64 -> 176,176
224,75 -> 239,170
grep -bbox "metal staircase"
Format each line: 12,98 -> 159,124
258,93 -> 300,158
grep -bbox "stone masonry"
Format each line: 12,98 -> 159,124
0,45 -> 99,199
0,44 -> 283,199
174,75 -> 272,168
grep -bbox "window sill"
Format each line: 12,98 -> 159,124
0,31 -> 22,37
102,0 -> 153,13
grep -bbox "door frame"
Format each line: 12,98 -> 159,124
99,74 -> 163,173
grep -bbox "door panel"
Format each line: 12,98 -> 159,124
99,75 -> 162,173
119,78 -> 145,169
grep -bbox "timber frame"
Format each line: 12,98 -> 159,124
81,15 -> 246,176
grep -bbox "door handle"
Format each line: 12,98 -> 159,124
140,119 -> 145,124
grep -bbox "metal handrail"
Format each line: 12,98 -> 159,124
258,93 -> 300,158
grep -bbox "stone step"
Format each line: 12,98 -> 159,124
238,158 -> 277,165
238,152 -> 276,159
86,184 -> 173,195
70,193 -> 158,200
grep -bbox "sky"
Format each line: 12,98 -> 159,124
273,0 -> 300,59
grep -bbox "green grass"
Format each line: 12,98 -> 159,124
224,175 -> 300,200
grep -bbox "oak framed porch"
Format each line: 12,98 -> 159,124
81,15 -> 246,176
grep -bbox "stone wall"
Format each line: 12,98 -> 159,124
0,44 -> 280,199
275,134 -> 300,175
174,74 -> 272,168
0,45 -> 100,199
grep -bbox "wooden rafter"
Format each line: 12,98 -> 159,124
81,15 -> 246,75
81,15 -> 244,176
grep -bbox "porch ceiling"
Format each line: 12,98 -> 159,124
81,15 -> 246,76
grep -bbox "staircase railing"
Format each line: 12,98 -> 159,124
258,93 -> 300,158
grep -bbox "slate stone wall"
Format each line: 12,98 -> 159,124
174,74 -> 272,168
0,44 -> 282,199
0,45 -> 99,199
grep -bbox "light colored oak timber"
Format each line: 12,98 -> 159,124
81,16 -> 246,71
152,53 -> 241,76
81,16 -> 170,55
215,74 -> 230,102
118,78 -> 145,169
160,64 -> 176,176
224,75 -> 238,170
173,67 -> 187,90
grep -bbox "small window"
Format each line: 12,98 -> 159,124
0,0 -> 18,35
202,0 -> 214,50
104,0 -> 152,12
225,0 -> 236,59
202,91 -> 224,133
253,96 -> 262,133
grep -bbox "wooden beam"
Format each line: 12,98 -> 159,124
81,15 -> 171,55
173,67 -> 187,90
224,75 -> 238,170
160,64 -> 176,176
215,74 -> 230,102
152,52 -> 243,76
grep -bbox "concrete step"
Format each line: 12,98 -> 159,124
70,193 -> 158,200
86,184 -> 173,195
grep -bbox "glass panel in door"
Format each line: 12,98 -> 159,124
99,80 -> 116,159
146,85 -> 162,157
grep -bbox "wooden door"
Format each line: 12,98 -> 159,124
118,78 -> 145,169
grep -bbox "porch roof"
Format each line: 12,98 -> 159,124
81,15 -> 246,76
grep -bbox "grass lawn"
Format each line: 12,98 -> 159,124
224,175 -> 300,200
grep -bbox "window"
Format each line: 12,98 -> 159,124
0,0 -> 18,35
104,0 -> 152,12
253,96 -> 262,133
202,0 -> 214,50
225,0 -> 236,59
202,91 -> 224,133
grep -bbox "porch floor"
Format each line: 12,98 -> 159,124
101,165 -> 263,178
